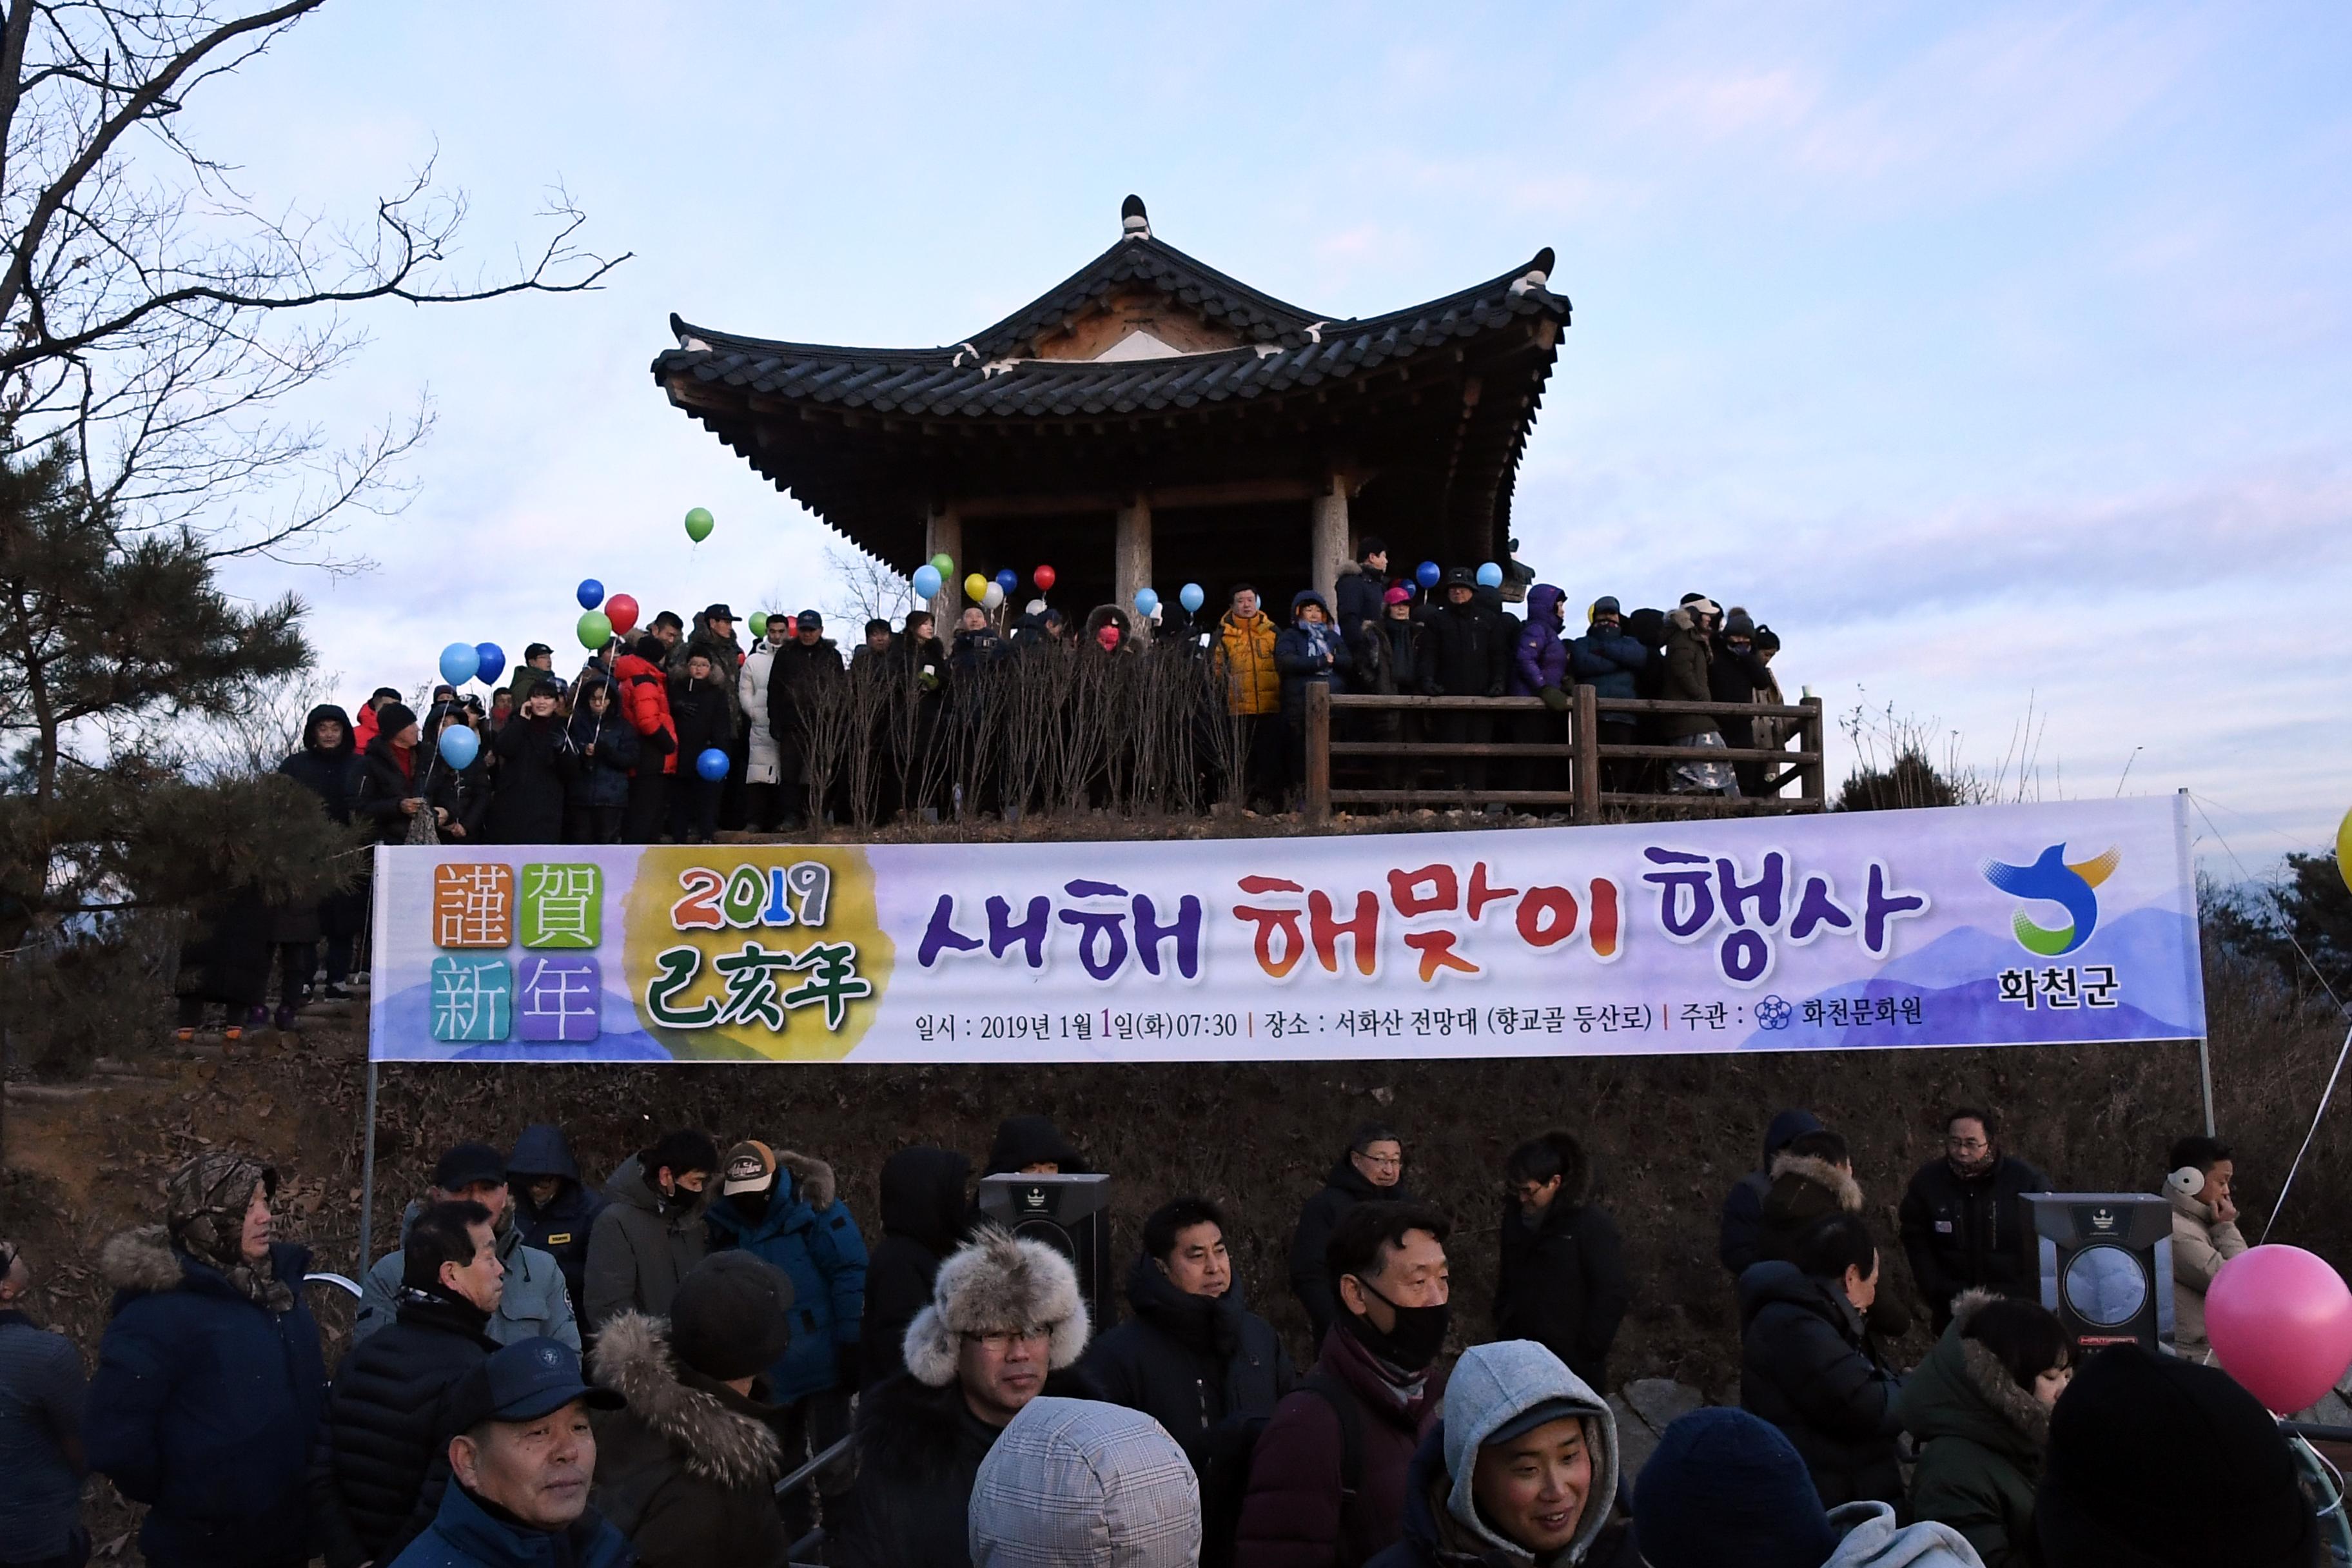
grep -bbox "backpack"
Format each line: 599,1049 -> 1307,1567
1198,1370 -> 1363,1568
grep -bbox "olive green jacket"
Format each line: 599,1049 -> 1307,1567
1894,1291 -> 2048,1567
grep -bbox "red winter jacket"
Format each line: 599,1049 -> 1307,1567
612,647 -> 678,774
1235,1321 -> 1448,1568
353,701 -> 380,754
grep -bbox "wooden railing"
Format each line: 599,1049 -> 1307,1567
1302,684 -> 1825,825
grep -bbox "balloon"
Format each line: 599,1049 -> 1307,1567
576,610 -> 612,650
1133,587 -> 1160,616
1034,564 -> 1057,592
576,578 -> 604,610
605,594 -> 640,637
1179,582 -> 1205,614
995,568 -> 1019,594
1476,562 -> 1505,588
964,573 -> 988,603
982,583 -> 1004,610
473,642 -> 505,685
749,611 -> 769,638
695,747 -> 730,782
438,642 -> 480,687
2206,1245 -> 2352,1414
1416,560 -> 1440,589
2338,805 -> 2351,895
930,552 -> 955,576
436,724 -> 480,769
684,506 -> 714,543
912,564 -> 943,600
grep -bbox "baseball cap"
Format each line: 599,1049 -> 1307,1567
704,603 -> 735,622
433,1142 -> 506,1191
449,1337 -> 623,1428
796,609 -> 823,631
524,642 -> 553,660
721,1139 -> 778,1196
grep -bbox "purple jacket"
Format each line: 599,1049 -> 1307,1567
1509,584 -> 1569,696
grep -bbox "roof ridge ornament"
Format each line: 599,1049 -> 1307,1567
950,342 -> 979,368
1507,246 -> 1558,298
1121,193 -> 1151,242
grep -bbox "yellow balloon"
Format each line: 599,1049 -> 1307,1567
963,573 -> 988,603
2338,803 -> 2352,896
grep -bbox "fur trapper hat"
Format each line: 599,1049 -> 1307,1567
903,1224 -> 1089,1387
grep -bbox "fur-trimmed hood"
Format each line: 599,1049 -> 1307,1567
101,1225 -> 188,1294
904,1225 -> 1090,1387
591,1311 -> 781,1487
1769,1152 -> 1864,1213
776,1149 -> 836,1210
1895,1290 -> 2050,1460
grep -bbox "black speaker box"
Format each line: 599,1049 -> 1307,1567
2024,1192 -> 2176,1351
975,1172 -> 1114,1331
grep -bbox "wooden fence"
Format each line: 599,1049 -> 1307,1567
1301,684 -> 1825,825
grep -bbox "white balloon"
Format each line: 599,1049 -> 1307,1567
982,583 -> 1005,609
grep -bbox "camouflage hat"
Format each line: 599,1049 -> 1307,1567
166,1150 -> 276,1270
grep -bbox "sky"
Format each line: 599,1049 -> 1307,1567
161,2 -> 2351,865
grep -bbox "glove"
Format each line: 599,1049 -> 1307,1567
1540,685 -> 1569,713
919,670 -> 939,692
1484,683 -> 1505,699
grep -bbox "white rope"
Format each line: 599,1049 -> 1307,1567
2267,1023 -> 2352,1246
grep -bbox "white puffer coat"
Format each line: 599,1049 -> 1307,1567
740,642 -> 780,784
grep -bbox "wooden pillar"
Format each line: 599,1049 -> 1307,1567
1800,695 -> 1826,810
924,505 -> 961,631
1573,683 -> 1600,821
1305,681 -> 1331,827
1310,475 -> 1349,609
1114,493 -> 1152,634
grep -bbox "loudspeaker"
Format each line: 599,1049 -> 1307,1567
976,1172 -> 1113,1331
2024,1192 -> 2176,1351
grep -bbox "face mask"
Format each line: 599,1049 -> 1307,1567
727,1190 -> 768,1222
1346,1276 -> 1450,1371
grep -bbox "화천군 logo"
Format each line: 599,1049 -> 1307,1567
1980,844 -> 2119,957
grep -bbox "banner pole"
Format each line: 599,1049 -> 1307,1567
2197,1037 -> 2215,1137
358,1058 -> 379,1275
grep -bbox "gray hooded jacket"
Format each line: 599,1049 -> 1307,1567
1821,1501 -> 1984,1567
968,1396 -> 1200,1568
353,1200 -> 578,1350
1433,1338 -> 1623,1565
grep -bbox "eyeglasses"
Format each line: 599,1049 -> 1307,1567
964,1326 -> 1053,1353
1946,1137 -> 1990,1153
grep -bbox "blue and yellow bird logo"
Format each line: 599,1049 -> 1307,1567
1980,844 -> 2119,957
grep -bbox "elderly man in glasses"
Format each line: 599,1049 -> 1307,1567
1899,1106 -> 2053,1334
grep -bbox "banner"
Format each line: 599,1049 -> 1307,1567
368,796 -> 2204,1063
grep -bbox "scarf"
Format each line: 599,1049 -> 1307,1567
166,1150 -> 295,1311
1298,618 -> 1342,668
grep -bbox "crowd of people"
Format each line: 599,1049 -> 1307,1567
0,1102 -> 2308,1568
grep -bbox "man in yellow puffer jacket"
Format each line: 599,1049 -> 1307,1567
1214,585 -> 1282,806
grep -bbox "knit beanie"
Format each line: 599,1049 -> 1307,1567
1634,1407 -> 1838,1568
2037,1344 -> 2318,1567
374,701 -> 418,741
667,1252 -> 794,1382
1723,607 -> 1758,638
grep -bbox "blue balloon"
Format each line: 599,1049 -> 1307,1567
1416,560 -> 1441,589
1133,587 -> 1160,616
1179,582 -> 1205,614
1476,562 -> 1505,588
474,642 -> 506,685
912,564 -> 943,600
696,747 -> 730,782
436,724 -> 480,769
438,642 -> 480,686
995,568 -> 1019,594
576,578 -> 604,610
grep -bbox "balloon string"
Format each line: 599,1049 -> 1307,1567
2264,1020 -> 2352,1246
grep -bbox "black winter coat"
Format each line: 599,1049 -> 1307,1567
507,1124 -> 609,1315
1080,1254 -> 1295,1464
1899,1155 -> 2052,1328
564,704 -> 640,810
1493,1197 -> 1630,1393
487,715 -> 571,844
1737,1260 -> 1902,1508
1718,1110 -> 1823,1277
279,705 -> 362,823
1417,600 -> 1509,698
669,671 -> 736,767
1332,564 -> 1387,640
765,639 -> 839,781
355,737 -> 458,846
830,1367 -> 1094,1568
1707,643 -> 1774,749
309,1289 -> 498,1568
1289,1158 -> 1419,1348
861,1146 -> 970,1390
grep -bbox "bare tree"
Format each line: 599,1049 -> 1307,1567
0,1 -> 628,565
821,544 -> 912,631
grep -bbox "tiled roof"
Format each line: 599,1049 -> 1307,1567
654,248 -> 1565,424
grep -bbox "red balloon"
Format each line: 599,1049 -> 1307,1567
1033,564 -> 1056,592
605,593 -> 640,637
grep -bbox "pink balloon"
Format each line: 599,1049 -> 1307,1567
2206,1244 -> 2352,1414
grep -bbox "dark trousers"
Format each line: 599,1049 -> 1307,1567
667,776 -> 720,843
1433,710 -> 1490,792
1240,712 -> 1282,807
718,732 -> 750,830
623,770 -> 669,843
274,944 -> 314,1008
778,1387 -> 855,1545
1511,707 -> 1570,794
565,802 -> 623,843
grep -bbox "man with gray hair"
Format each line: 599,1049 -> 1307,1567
970,1397 -> 1201,1568
831,1226 -> 1095,1568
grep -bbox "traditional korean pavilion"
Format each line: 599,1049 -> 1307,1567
651,197 -> 1568,621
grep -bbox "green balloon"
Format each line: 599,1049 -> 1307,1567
576,609 -> 612,650
749,611 -> 769,637
684,506 -> 715,543
929,552 -> 954,576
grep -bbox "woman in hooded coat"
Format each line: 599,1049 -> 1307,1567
269,703 -> 363,1025
564,674 -> 640,843
860,1146 -> 972,1390
1896,1292 -> 2069,1567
